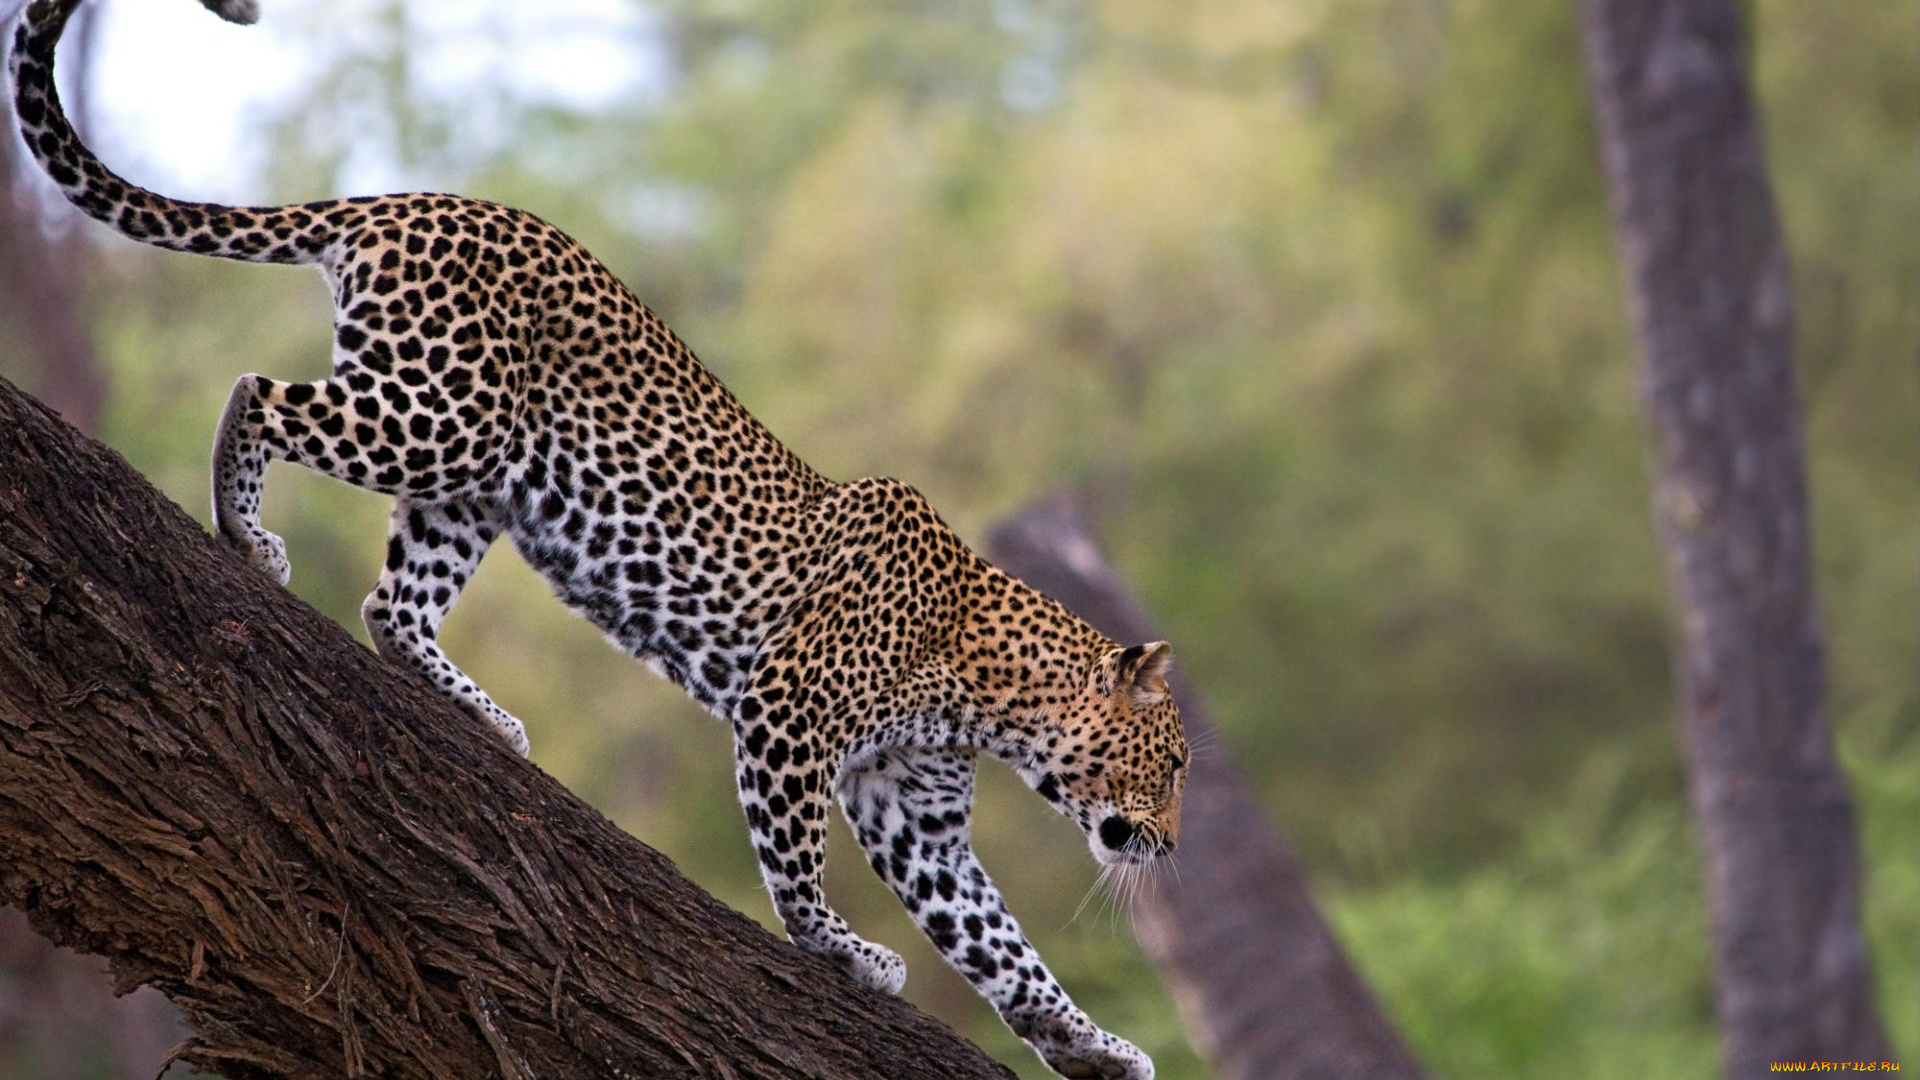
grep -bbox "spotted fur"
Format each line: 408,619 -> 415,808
11,3 -> 1189,1075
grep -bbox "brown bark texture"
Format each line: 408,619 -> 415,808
988,495 -> 1427,1080
0,376 -> 1016,1080
1579,0 -> 1891,1073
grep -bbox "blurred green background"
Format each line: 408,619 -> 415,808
5,0 -> 1915,1077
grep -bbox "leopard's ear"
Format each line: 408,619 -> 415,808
1115,641 -> 1173,707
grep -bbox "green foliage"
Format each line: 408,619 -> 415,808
1332,783 -> 1720,1080
1852,729 -> 1920,1067
5,0 -> 1910,1075
1337,716 -> 1918,1080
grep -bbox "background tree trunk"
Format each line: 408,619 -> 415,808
0,1 -> 104,433
1579,1 -> 1892,1073
0,376 -> 1016,1080
989,494 -> 1428,1080
0,909 -> 180,1080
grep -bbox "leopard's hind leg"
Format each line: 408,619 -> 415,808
212,364 -> 503,583
362,499 -> 529,756
214,369 -> 526,753
212,373 -> 311,584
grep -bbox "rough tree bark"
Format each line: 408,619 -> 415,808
0,376 -> 1017,1080
989,495 -> 1427,1080
1580,1 -> 1891,1074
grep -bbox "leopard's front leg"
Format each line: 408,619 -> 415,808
729,693 -> 906,995
839,748 -> 1153,1080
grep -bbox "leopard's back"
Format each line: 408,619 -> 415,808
315,195 -> 836,712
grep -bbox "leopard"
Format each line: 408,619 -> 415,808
10,2 -> 1190,1076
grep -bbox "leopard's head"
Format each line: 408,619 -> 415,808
1021,641 -> 1189,867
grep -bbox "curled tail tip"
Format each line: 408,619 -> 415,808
17,0 -> 76,32
15,0 -> 79,61
199,0 -> 259,24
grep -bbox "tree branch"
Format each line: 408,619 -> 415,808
0,376 -> 1015,1080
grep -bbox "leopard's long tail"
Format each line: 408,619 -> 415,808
9,0 -> 338,266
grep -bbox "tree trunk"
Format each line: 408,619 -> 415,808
1579,1 -> 1892,1074
0,376 -> 1015,1080
989,494 -> 1427,1080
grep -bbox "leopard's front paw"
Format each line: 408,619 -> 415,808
1045,1035 -> 1152,1080
1013,1010 -> 1153,1080
221,524 -> 290,585
803,933 -> 907,995
472,700 -> 531,758
843,937 -> 908,995
493,713 -> 531,758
